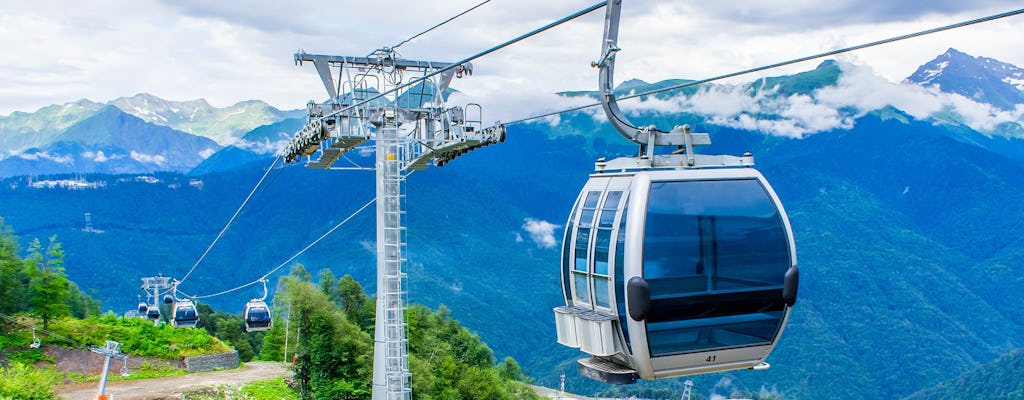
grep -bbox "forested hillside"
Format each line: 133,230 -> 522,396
0,218 -> 539,399
905,350 -> 1024,400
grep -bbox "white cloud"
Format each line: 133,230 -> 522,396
655,82 -> 854,138
234,138 -> 288,155
816,62 -> 1024,132
359,240 -> 375,255
2,0 -> 1022,124
83,150 -> 126,162
198,147 -> 217,159
599,61 -> 1024,138
522,218 -> 559,249
447,85 -> 597,127
708,376 -> 736,400
16,151 -> 72,164
129,151 -> 166,165
82,150 -> 108,162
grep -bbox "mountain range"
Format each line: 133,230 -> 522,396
0,94 -> 301,178
1,48 -> 1023,399
907,48 -> 1024,111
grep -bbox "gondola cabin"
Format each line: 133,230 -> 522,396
137,302 -> 148,314
554,167 -> 798,383
172,300 -> 199,328
146,305 -> 161,320
244,300 -> 272,332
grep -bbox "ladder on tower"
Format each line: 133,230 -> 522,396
381,121 -> 411,399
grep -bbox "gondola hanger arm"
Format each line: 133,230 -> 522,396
597,0 -> 709,150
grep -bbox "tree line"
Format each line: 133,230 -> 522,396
0,218 -> 100,330
252,264 -> 542,400
1,216 -> 541,399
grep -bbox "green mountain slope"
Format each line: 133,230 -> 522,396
109,94 -> 301,145
905,349 -> 1024,400
0,99 -> 104,154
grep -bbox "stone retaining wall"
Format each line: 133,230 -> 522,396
184,351 -> 239,373
42,345 -> 184,375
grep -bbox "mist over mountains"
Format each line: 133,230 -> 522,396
2,49 -> 1024,399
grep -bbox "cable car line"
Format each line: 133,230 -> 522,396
313,1 -> 605,124
0,312 -> 87,350
184,196 -> 377,300
389,0 -> 493,51
502,6 -> 1024,127
177,156 -> 283,285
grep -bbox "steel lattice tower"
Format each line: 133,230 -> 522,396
285,50 -> 504,400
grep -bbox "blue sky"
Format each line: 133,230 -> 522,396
1,0 -> 1022,121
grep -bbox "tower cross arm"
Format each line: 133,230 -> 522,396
294,52 -> 472,72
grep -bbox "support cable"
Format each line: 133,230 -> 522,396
390,0 -> 493,51
178,156 -> 282,285
186,196 -> 377,300
503,6 -> 1024,126
317,1 -> 605,122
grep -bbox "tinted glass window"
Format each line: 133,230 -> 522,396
574,227 -> 590,272
594,229 -> 611,275
594,277 -> 610,308
614,203 -> 630,346
643,179 -> 790,356
562,192 -> 585,303
574,273 -> 590,304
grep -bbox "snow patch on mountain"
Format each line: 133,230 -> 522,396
917,61 -> 949,85
1004,76 -> 1024,92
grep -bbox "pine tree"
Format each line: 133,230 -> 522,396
0,218 -> 25,314
25,236 -> 71,331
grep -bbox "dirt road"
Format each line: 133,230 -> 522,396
55,361 -> 290,400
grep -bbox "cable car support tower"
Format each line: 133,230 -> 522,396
284,49 -> 504,400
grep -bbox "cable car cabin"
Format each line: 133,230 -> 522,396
146,306 -> 161,320
244,300 -> 272,332
554,167 -> 798,384
172,300 -> 199,328
137,302 -> 148,314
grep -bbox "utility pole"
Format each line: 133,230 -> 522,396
285,49 -> 503,400
91,340 -> 128,400
283,301 -> 291,364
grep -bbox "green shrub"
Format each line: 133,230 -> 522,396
0,363 -> 58,400
241,377 -> 299,399
106,361 -> 186,382
6,348 -> 51,365
50,316 -> 231,359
